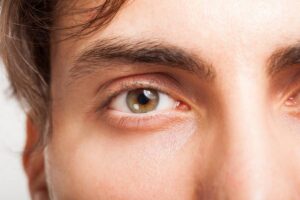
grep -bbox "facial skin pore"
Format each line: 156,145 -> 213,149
25,0 -> 300,199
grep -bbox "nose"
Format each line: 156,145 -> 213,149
197,78 -> 299,199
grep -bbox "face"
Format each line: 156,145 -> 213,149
31,0 -> 300,199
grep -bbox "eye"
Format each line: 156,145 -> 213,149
283,88 -> 300,118
285,90 -> 300,108
110,88 -> 179,114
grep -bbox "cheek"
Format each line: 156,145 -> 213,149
44,120 -> 198,200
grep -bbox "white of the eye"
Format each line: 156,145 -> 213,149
110,92 -> 131,113
155,92 -> 177,111
110,91 -> 177,113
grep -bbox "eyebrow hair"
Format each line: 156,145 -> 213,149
70,37 -> 300,86
69,37 -> 215,82
267,42 -> 300,76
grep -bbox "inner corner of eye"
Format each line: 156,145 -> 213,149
175,100 -> 191,111
285,97 -> 295,107
284,93 -> 299,107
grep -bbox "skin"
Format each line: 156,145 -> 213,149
24,0 -> 300,199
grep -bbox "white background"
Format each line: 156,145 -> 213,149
0,62 -> 30,199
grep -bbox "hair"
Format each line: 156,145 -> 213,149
0,0 -> 127,146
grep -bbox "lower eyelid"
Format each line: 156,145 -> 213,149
102,109 -> 191,131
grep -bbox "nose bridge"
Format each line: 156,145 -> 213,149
219,59 -> 270,145
215,70 -> 282,199
223,69 -> 269,147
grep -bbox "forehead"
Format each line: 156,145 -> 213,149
52,0 -> 300,73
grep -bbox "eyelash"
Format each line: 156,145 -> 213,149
96,73 -> 182,111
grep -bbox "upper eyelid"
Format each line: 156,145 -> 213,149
95,72 -> 181,95
283,78 -> 300,101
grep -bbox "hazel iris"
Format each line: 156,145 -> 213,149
126,89 -> 159,113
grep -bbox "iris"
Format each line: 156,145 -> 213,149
126,89 -> 159,113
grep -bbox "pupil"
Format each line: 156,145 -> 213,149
137,91 -> 150,105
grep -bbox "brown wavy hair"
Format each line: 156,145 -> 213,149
0,0 -> 127,145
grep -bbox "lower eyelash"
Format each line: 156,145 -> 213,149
108,114 -> 154,130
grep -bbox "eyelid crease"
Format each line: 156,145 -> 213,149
95,72 -> 181,95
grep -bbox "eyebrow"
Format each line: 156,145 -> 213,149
70,38 -> 300,85
69,37 -> 215,83
267,42 -> 300,76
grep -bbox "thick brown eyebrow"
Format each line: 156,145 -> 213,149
69,37 -> 215,82
70,38 -> 300,85
267,42 -> 300,76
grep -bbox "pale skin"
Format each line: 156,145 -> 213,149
24,0 -> 300,199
